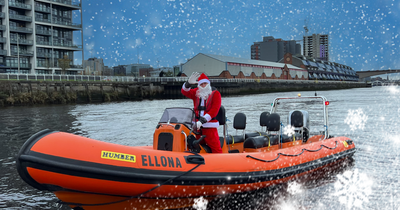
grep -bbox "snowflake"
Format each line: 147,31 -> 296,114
193,196 -> 208,210
283,125 -> 295,137
333,169 -> 373,209
344,108 -> 368,131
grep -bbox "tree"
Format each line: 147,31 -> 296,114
45,56 -> 53,72
159,71 -> 164,77
58,55 -> 71,75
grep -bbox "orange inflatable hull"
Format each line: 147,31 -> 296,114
17,129 -> 355,209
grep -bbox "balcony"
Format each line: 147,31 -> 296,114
0,49 -> 6,55
36,52 -> 52,58
53,42 -> 82,49
0,12 -> 4,18
36,40 -> 51,46
35,29 -> 52,36
35,6 -> 51,13
0,37 -> 6,43
46,0 -> 81,8
8,1 -> 32,10
0,0 -> 4,6
35,17 -> 51,23
11,50 -> 34,56
2,63 -> 31,68
10,39 -> 33,45
9,13 -> 32,22
52,19 -> 82,29
37,63 -> 81,69
9,26 -> 33,33
0,25 -> 6,31
37,63 -> 55,68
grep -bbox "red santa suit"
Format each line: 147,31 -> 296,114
181,73 -> 222,153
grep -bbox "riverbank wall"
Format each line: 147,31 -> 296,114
0,80 -> 369,107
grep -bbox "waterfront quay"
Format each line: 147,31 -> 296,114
0,74 -> 368,106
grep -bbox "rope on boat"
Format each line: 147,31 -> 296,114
246,141 -> 339,163
58,151 -> 203,208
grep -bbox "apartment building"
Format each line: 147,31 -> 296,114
251,36 -> 301,62
0,0 -> 83,74
303,34 -> 329,61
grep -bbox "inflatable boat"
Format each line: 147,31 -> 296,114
16,95 -> 356,210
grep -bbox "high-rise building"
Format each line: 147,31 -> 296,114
251,36 -> 301,62
303,34 -> 329,61
83,57 -> 104,75
0,0 -> 83,74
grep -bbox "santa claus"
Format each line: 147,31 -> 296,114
181,72 -> 222,153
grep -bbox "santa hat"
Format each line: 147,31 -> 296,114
198,73 -> 210,85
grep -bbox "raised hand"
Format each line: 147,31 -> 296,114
188,72 -> 200,84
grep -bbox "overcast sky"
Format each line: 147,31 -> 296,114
77,0 -> 399,72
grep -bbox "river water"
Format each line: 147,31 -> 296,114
0,86 -> 399,210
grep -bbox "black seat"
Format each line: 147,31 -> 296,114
244,136 -> 269,149
266,113 -> 280,131
243,134 -> 280,149
233,112 -> 246,129
260,111 -> 270,128
215,106 -> 226,126
290,111 -> 303,127
265,113 -> 281,145
287,110 -> 305,142
226,112 -> 246,144
243,113 -> 281,149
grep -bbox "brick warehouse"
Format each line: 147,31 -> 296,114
181,53 -> 308,80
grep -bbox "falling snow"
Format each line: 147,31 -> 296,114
79,0 -> 400,74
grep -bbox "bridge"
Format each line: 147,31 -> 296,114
356,69 -> 400,79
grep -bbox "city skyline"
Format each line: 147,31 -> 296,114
78,0 -> 399,72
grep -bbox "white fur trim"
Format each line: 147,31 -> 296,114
198,79 -> 210,85
201,121 -> 219,128
182,83 -> 191,91
204,114 -> 212,122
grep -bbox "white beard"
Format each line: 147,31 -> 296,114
196,84 -> 212,100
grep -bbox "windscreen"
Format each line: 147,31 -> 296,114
159,108 -> 195,128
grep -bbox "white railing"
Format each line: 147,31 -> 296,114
0,73 -> 361,83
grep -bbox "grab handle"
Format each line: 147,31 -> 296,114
185,155 -> 205,164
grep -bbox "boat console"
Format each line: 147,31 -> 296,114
153,108 -> 194,152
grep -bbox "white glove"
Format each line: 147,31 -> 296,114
195,121 -> 202,131
188,72 -> 200,84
